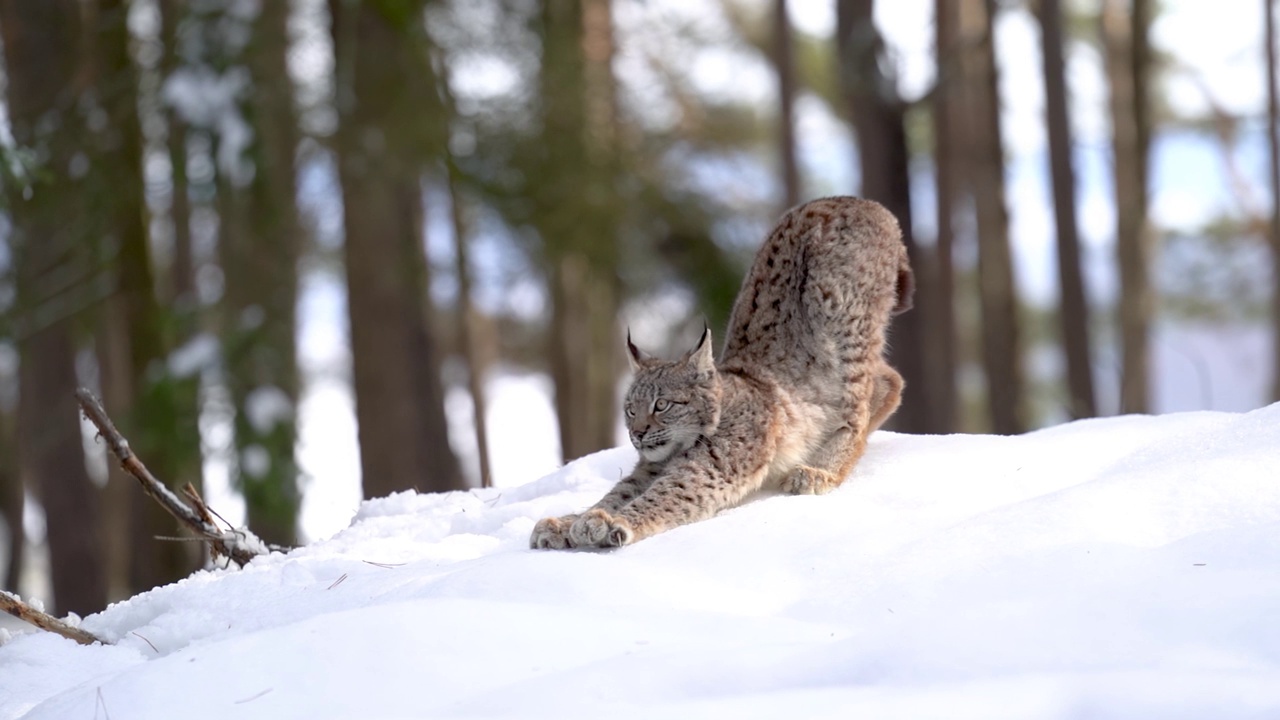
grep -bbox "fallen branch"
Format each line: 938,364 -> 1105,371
0,591 -> 102,645
75,388 -> 267,567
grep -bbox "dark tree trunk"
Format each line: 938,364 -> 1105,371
958,0 -> 1024,434
1265,0 -> 1280,402
1,0 -> 108,616
836,0 -> 935,434
929,0 -> 960,433
539,0 -> 622,461
20,329 -> 106,616
1102,0 -> 1153,414
330,0 -> 463,497
90,0 -> 202,594
95,297 -> 135,601
773,0 -> 801,208
0,408 -> 22,592
1038,0 -> 1097,419
159,0 -> 194,302
445,170 -> 494,488
219,0 -> 303,546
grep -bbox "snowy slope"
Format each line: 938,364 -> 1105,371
2,404 -> 1279,719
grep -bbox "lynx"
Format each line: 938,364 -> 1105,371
531,197 -> 912,549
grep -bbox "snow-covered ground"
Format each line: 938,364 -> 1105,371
2,403 -> 1279,719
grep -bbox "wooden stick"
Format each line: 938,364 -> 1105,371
0,591 -> 102,645
75,388 -> 265,567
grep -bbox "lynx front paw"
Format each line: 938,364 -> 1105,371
569,509 -> 635,548
530,514 -> 580,550
782,466 -> 842,496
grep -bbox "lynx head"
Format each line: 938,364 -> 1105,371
623,327 -> 722,463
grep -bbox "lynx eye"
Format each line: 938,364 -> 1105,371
624,405 -> 636,418
654,399 -> 671,413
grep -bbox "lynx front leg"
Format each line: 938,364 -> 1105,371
530,514 -> 580,549
568,508 -> 636,548
531,464 -> 659,550
589,464 -> 659,514
572,456 -> 768,547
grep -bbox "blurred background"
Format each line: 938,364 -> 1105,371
0,0 -> 1276,616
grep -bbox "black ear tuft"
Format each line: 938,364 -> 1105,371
689,325 -> 715,375
626,329 -> 651,371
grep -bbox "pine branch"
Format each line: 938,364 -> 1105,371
0,591 -> 102,646
75,388 -> 268,567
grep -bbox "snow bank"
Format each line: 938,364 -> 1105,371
2,405 -> 1279,719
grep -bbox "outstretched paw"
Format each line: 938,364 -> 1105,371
530,514 -> 580,550
782,466 -> 842,496
569,509 -> 635,548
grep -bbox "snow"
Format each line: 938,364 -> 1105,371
244,386 -> 293,434
165,333 -> 219,379
2,404 -> 1279,719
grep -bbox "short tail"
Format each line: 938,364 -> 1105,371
892,251 -> 914,315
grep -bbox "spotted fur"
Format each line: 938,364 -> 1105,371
531,197 -> 911,549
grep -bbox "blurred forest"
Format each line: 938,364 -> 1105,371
0,0 -> 1277,615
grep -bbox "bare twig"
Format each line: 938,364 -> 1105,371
182,483 -> 217,528
95,687 -> 111,720
0,591 -> 103,646
234,689 -> 273,704
131,631 -> 159,654
76,388 -> 266,567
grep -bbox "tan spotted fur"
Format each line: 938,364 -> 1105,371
531,197 -> 912,549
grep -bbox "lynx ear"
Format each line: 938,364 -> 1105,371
626,329 -> 652,371
686,325 -> 715,375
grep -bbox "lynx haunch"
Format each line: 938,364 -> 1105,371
531,197 -> 913,549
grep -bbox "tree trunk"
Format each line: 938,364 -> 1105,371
958,0 -> 1024,434
437,53 -> 494,488
773,0 -> 801,208
1265,0 -> 1280,402
330,0 -> 464,497
90,0 -> 203,594
95,298 -> 135,601
836,0 -> 935,434
159,0 -> 194,303
539,0 -> 622,461
929,0 -> 960,433
1102,0 -> 1153,414
219,0 -> 302,546
1,0 -> 108,616
0,407 -> 22,592
1038,0 -> 1097,419
445,170 -> 494,488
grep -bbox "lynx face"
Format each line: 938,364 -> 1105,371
624,328 -> 722,463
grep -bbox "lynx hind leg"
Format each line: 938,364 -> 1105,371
782,462 -> 846,496
782,425 -> 868,496
869,363 -> 904,433
530,514 -> 580,549
784,373 -> 880,496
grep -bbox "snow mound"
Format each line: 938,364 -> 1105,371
3,406 -> 1279,719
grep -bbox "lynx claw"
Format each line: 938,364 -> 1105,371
570,509 -> 636,548
530,514 -> 580,550
783,466 -> 842,496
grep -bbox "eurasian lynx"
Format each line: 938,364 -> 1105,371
531,197 -> 912,549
